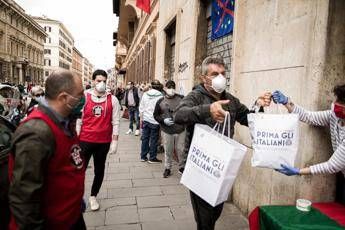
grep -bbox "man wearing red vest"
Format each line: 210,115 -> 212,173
79,69 -> 120,211
8,70 -> 86,229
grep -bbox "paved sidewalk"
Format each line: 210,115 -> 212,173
84,119 -> 249,230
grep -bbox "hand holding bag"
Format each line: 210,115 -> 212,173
180,113 -> 247,207
248,108 -> 299,169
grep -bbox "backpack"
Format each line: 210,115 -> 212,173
0,115 -> 16,164
0,115 -> 15,229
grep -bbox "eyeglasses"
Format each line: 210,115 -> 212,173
34,93 -> 44,97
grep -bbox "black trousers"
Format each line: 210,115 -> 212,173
80,141 -> 110,197
190,191 -> 224,230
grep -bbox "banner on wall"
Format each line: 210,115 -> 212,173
211,0 -> 235,40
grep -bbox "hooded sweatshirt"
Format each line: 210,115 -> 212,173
139,89 -> 163,125
153,94 -> 185,134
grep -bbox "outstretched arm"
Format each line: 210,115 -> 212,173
272,90 -> 332,126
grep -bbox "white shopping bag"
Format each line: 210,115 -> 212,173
248,113 -> 299,169
180,113 -> 247,207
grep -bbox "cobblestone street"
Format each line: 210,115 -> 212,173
83,118 -> 249,230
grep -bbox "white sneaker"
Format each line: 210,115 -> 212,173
135,130 -> 140,136
89,196 -> 100,211
126,129 -> 133,135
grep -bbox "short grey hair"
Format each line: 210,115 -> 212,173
201,57 -> 225,75
45,70 -> 76,99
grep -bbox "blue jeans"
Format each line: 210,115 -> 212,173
140,121 -> 160,160
128,106 -> 139,131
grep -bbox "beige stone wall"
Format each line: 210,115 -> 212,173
72,48 -> 83,79
116,0 -> 158,84
0,0 -> 46,84
230,0 -> 345,215
155,0 -> 200,95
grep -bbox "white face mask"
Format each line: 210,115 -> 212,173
211,74 -> 227,93
166,88 -> 175,96
35,96 -> 44,104
95,81 -> 106,93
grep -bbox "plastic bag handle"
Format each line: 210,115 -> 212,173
212,122 -> 221,133
212,112 -> 231,137
222,112 -> 231,137
221,112 -> 228,136
274,102 -> 283,114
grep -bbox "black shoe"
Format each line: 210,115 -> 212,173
140,158 -> 148,162
178,168 -> 184,175
148,158 -> 162,164
157,145 -> 164,154
163,169 -> 171,178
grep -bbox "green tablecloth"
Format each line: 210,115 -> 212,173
259,206 -> 344,230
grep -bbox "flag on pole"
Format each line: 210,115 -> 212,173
136,0 -> 151,14
211,0 -> 235,40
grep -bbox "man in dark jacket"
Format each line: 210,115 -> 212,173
8,70 -> 86,230
154,80 -> 186,178
125,81 -> 140,136
0,115 -> 16,229
174,57 -> 271,230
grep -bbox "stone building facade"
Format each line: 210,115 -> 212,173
82,57 -> 93,86
0,0 -> 46,85
33,16 -> 74,81
231,0 -> 345,215
154,0 -> 232,95
115,0 -> 345,216
115,0 -> 158,85
72,47 -> 83,80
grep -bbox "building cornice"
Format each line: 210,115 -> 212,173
2,1 -> 47,37
73,47 -> 83,58
32,16 -> 74,42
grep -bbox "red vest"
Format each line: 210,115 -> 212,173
79,93 -> 113,143
8,108 -> 85,230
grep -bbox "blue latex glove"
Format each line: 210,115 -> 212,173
272,90 -> 289,105
164,118 -> 174,126
276,164 -> 300,176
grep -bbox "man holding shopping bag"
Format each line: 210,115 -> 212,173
174,57 -> 271,230
272,84 -> 345,177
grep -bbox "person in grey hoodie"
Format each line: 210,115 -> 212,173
154,80 -> 186,177
139,80 -> 164,163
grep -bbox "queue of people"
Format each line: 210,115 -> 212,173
1,55 -> 344,230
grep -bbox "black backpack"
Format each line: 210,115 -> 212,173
0,115 -> 16,164
0,115 -> 16,229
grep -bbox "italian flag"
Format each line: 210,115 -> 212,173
249,203 -> 345,230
